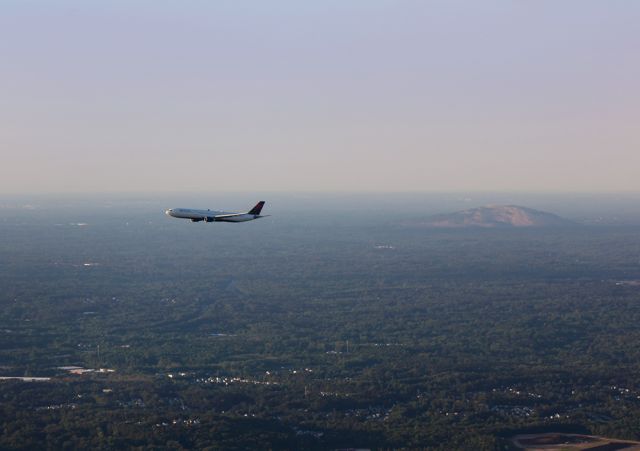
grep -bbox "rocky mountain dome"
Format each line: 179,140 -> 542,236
410,205 -> 575,228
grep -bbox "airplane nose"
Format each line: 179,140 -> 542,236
165,209 -> 172,216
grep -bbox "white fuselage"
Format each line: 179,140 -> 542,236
165,208 -> 261,223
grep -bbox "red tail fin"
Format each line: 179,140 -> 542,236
248,201 -> 265,215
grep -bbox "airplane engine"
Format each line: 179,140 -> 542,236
205,217 -> 215,222
190,218 -> 203,222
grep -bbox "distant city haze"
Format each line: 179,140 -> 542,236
1,1 -> 639,194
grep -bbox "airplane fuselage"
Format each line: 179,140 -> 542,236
165,201 -> 267,223
166,208 -> 260,223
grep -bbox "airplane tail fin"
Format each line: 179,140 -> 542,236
248,201 -> 265,215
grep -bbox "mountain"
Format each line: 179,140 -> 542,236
409,205 -> 575,228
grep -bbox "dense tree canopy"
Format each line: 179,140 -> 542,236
1,200 -> 640,449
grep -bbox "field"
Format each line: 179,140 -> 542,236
512,433 -> 640,450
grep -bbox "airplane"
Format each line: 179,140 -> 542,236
165,201 -> 268,223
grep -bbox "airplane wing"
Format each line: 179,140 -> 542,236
213,213 -> 245,219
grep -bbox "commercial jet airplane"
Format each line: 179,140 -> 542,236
165,201 -> 268,223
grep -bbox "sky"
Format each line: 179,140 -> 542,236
1,0 -> 639,194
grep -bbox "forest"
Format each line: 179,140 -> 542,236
1,195 -> 640,449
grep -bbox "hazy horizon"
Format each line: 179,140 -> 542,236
3,190 -> 640,226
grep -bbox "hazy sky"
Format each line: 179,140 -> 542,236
1,1 -> 639,194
